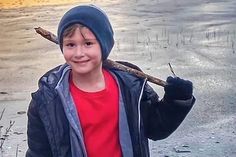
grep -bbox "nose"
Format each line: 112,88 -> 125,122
74,45 -> 84,57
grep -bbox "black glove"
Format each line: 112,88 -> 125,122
164,76 -> 193,101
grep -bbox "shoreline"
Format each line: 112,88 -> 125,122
0,0 -> 91,9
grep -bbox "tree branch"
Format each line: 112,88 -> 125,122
34,27 -> 167,87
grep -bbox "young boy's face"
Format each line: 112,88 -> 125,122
62,26 -> 102,75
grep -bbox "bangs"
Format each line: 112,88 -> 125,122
63,24 -> 83,38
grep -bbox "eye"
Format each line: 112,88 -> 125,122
65,43 -> 76,48
85,41 -> 93,47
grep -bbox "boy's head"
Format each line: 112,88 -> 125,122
57,5 -> 114,60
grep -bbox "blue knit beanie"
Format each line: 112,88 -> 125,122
57,5 -> 114,60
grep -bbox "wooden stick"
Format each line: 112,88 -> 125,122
168,62 -> 177,77
34,27 -> 167,87
35,27 -> 58,44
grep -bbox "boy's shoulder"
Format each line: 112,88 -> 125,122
104,60 -> 143,72
105,61 -> 145,87
38,63 -> 70,88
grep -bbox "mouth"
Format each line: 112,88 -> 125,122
73,60 -> 89,64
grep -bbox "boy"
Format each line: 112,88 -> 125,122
26,5 -> 195,157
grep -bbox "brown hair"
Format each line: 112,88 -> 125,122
62,24 -> 84,38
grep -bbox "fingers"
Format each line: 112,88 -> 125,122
164,76 -> 193,101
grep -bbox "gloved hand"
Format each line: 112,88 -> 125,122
164,76 -> 193,101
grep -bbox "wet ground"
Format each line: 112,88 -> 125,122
0,0 -> 236,156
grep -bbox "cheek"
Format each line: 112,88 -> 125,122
94,45 -> 102,60
63,52 -> 71,62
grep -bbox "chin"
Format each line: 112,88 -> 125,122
70,62 -> 102,75
72,69 -> 91,74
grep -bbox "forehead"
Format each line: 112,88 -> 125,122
80,27 -> 96,39
63,24 -> 97,40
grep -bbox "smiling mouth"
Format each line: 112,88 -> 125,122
73,60 -> 89,64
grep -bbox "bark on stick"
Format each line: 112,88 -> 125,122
34,27 -> 167,87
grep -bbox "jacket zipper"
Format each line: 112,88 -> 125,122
137,78 -> 147,157
57,89 -> 88,157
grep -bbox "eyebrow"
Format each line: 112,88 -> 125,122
63,39 -> 74,42
63,38 -> 97,43
84,38 -> 97,41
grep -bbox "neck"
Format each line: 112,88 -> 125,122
71,68 -> 105,92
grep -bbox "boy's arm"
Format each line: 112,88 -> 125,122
141,77 -> 195,141
26,98 -> 53,157
115,61 -> 196,140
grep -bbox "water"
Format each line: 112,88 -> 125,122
108,1 -> 236,156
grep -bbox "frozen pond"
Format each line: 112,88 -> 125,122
0,0 -> 235,156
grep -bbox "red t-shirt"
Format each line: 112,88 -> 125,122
70,69 -> 122,157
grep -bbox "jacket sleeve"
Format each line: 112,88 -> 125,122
26,97 -> 53,157
141,83 -> 195,141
